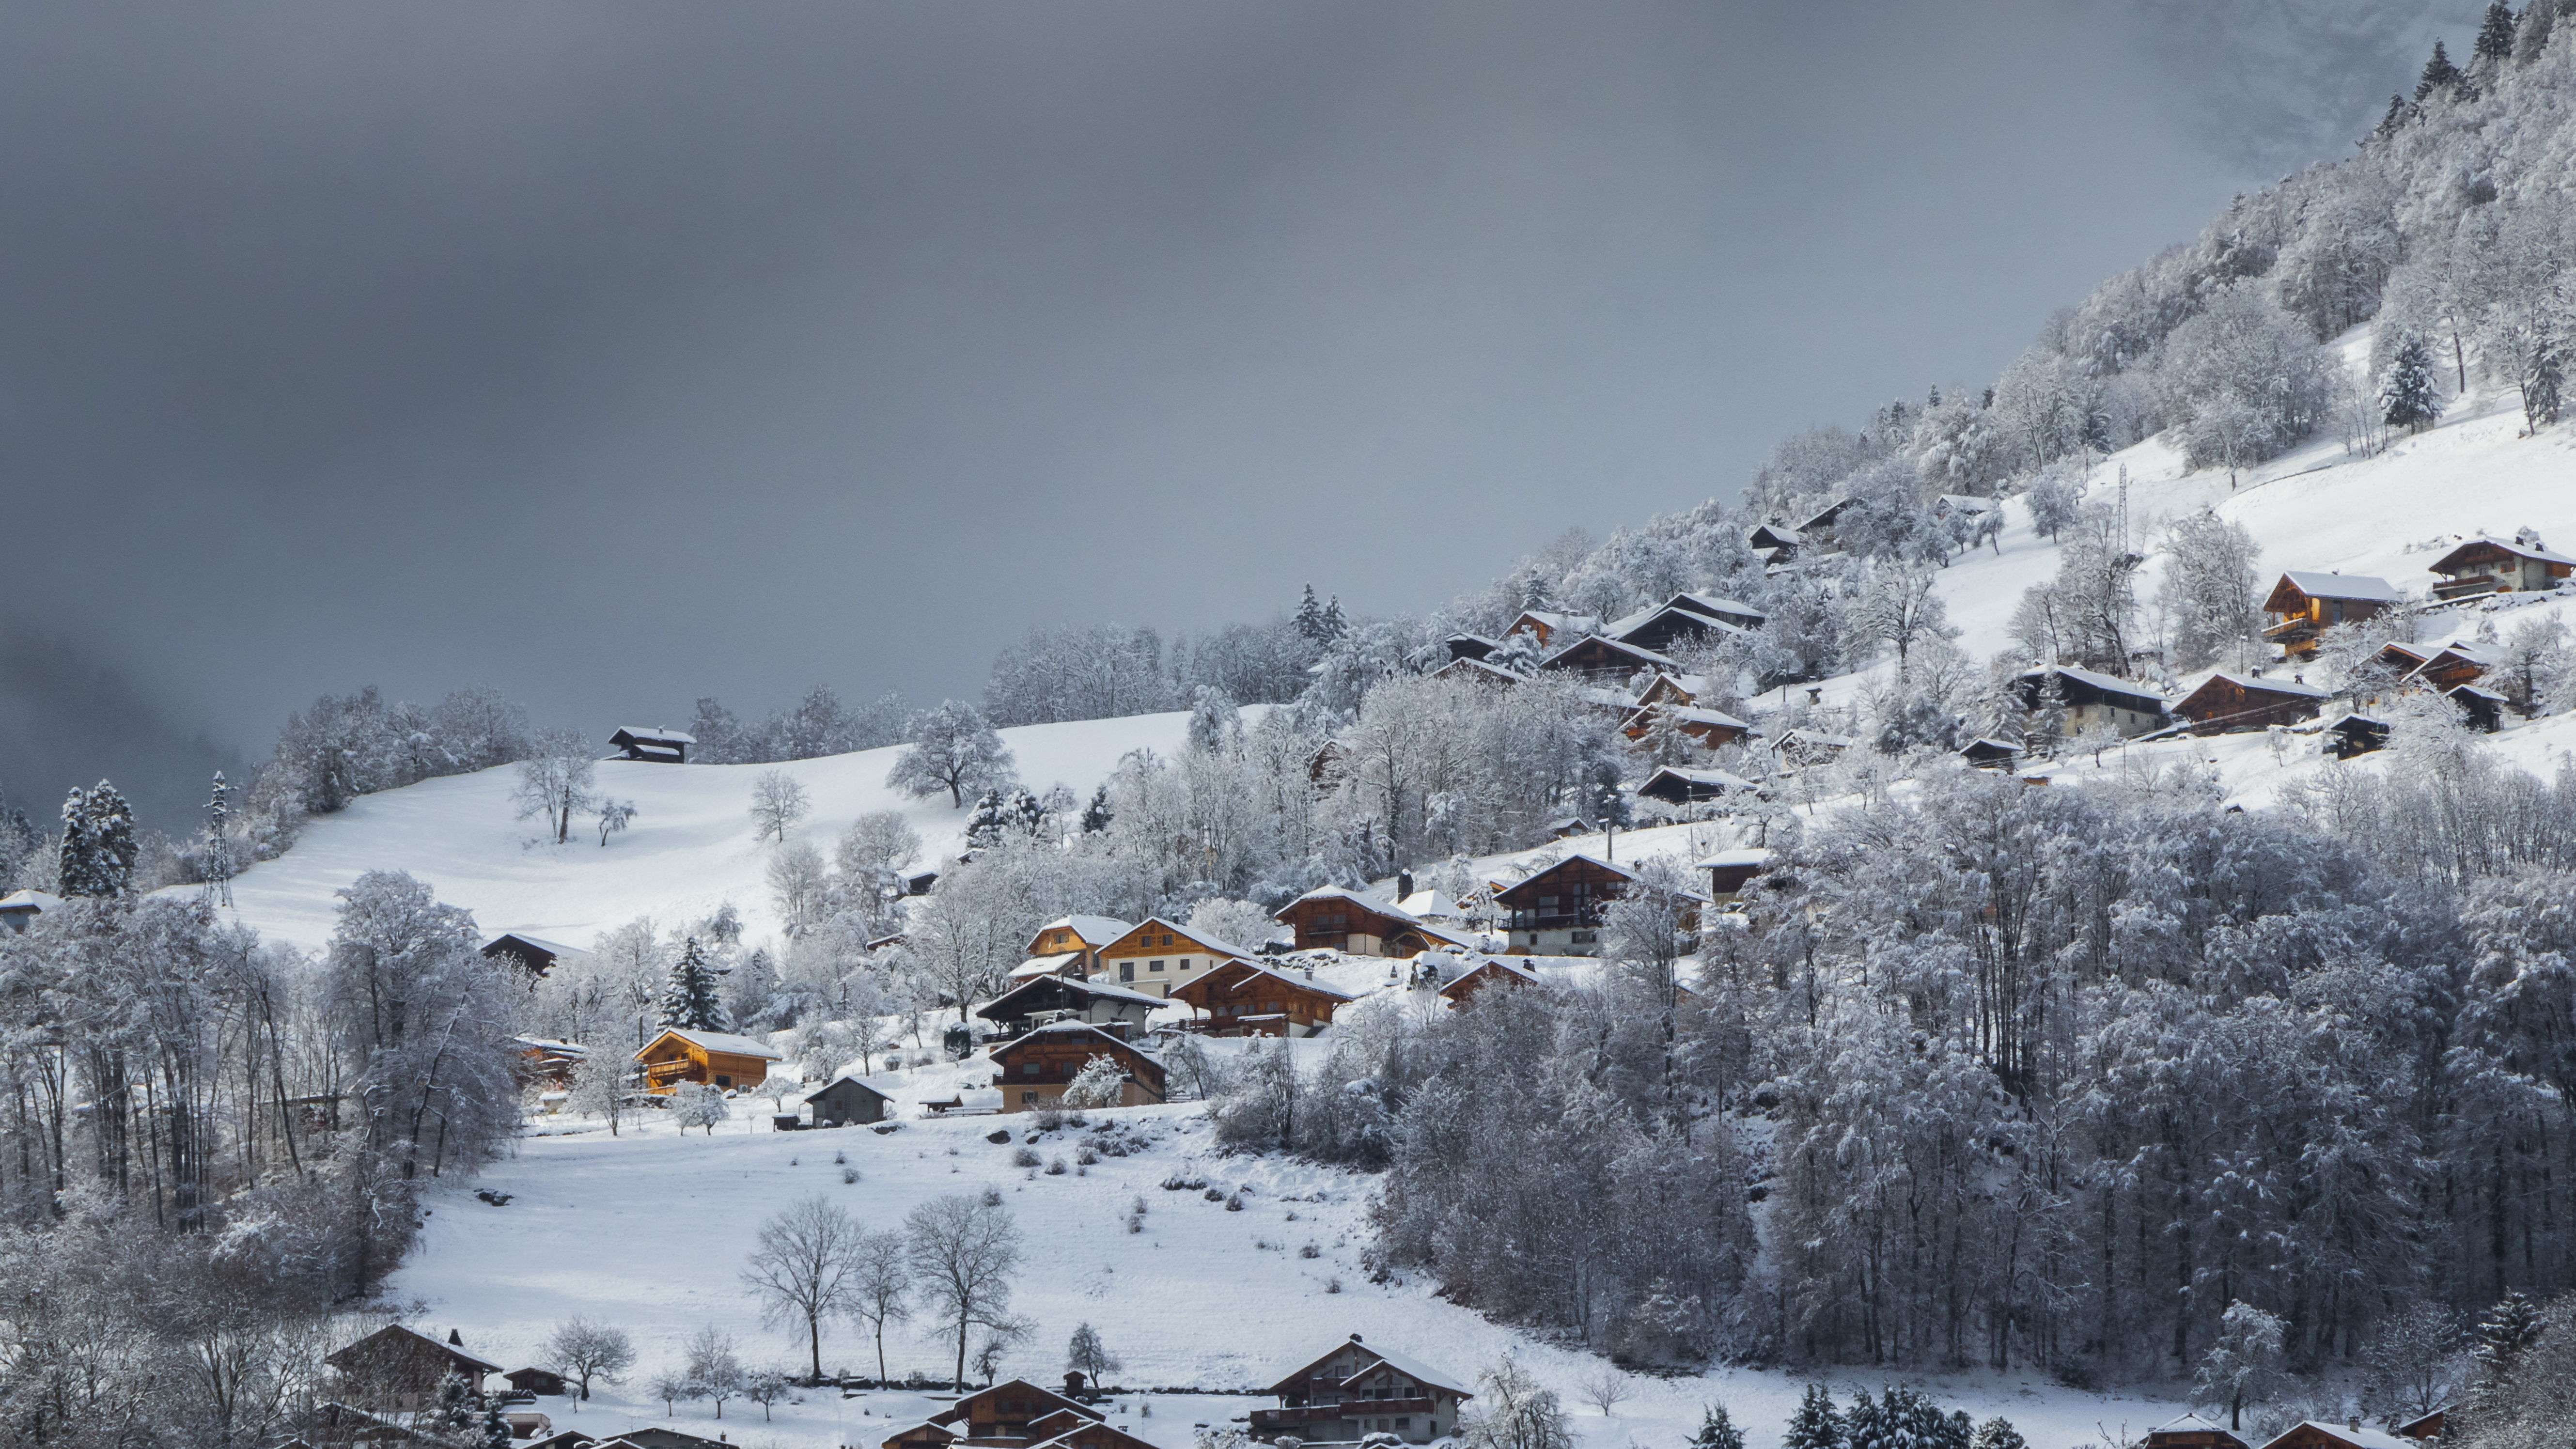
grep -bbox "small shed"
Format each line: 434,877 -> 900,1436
607,726 -> 695,763
502,1366 -> 567,1398
1697,848 -> 1773,901
802,1075 -> 895,1127
0,889 -> 62,936
2327,713 -> 2390,759
1747,524 -> 1803,564
2172,672 -> 2328,732
1958,737 -> 2021,770
2447,682 -> 2508,733
1436,955 -> 1542,1005
2395,1407 -> 2450,1441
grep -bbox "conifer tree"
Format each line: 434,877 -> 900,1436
1295,584 -> 1332,642
202,770 -> 236,907
1080,784 -> 1113,834
2381,336 -> 2444,433
2373,93 -> 2412,140
1968,1419 -> 2029,1449
2032,670 -> 2069,757
58,780 -> 138,897
1840,1388 -> 1886,1449
659,936 -> 728,1031
2417,40 -> 2464,101
1319,596 -> 1348,643
1690,1404 -> 1746,1449
2475,1 -> 2516,64
1781,1384 -> 1843,1449
2474,1289 -> 2543,1384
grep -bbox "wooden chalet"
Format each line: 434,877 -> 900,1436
598,1431 -> 732,1449
2262,572 -> 2399,657
632,1028 -> 781,1094
990,1024 -> 1168,1112
1253,1333 -> 1473,1447
1436,955 -> 1540,1005
802,1075 -> 895,1127
1307,741 -> 1349,792
882,1423 -> 963,1449
1442,632 -> 1499,662
2012,665 -> 2170,738
1634,672 -> 1716,710
324,1325 -> 502,1414
1958,736 -> 2022,770
1172,959 -> 1356,1037
1429,655 -> 1524,688
1494,854 -> 1643,956
2327,713 -> 2390,759
977,975 -> 1166,1037
902,869 -> 941,897
2143,1414 -> 2249,1449
482,932 -> 590,978
2172,672 -> 2329,732
2371,639 -> 2435,678
1620,702 -> 1750,748
2394,1407 -> 2449,1440
502,1366 -> 567,1397
1605,592 -> 1765,653
607,726 -> 694,763
1697,847 -> 1772,901
1276,887 -> 1468,956
2448,682 -> 2508,732
510,1037 -> 588,1088
1770,727 -> 1855,768
1091,917 -> 1257,999
1545,816 -> 1593,839
0,888 -> 59,936
1796,498 -> 1853,549
2253,1421 -> 2418,1449
2428,535 -> 2576,600
1024,916 -> 1134,978
2406,639 -> 2493,691
1747,523 -> 1802,565
1539,633 -> 1676,686
1502,609 -> 1599,648
1028,1420 -> 1158,1449
1637,765 -> 1755,807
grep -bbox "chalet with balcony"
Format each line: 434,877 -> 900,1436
1274,887 -> 1468,956
2406,639 -> 2493,691
1090,917 -> 1257,999
990,1024 -> 1167,1112
1621,702 -> 1751,749
1172,960 -> 1355,1037
1255,1334 -> 1471,1447
2429,535 -> 2576,600
1637,765 -> 1756,807
2262,572 -> 2399,657
1540,634 -> 1677,686
976,975 -> 1166,1038
2012,665 -> 2170,738
1493,853 -> 1646,956
2172,672 -> 2329,732
632,1028 -> 781,1095
323,1325 -> 502,1414
924,1378 -> 1100,1443
608,726 -> 695,763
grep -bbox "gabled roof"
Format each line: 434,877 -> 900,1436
2274,570 -> 2400,604
637,1028 -> 782,1061
1492,852 -> 1644,906
483,931 -> 591,962
1695,847 -> 1773,870
1639,764 -> 1757,796
1103,915 -> 1260,961
930,1377 -> 1100,1428
325,1323 -> 505,1375
1010,951 -> 1086,980
2431,534 -> 2576,571
1671,591 -> 1765,623
799,1074 -> 894,1107
1430,656 -> 1528,686
2253,1422 -> 2414,1449
995,1020 -> 1166,1063
1436,955 -> 1543,998
1509,608 -> 1600,637
1034,915 -> 1135,946
2017,664 -> 2168,710
1277,887 -> 1475,948
1623,703 -> 1751,732
1339,1343 -> 1474,1398
1178,958 -> 1360,1004
610,726 -> 698,745
0,889 -> 62,913
1539,634 -> 1679,672
2195,671 -> 2330,699
979,974 -> 1168,1019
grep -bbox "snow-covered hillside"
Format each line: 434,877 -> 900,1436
401,1104 -> 2190,1449
204,711 -> 1221,951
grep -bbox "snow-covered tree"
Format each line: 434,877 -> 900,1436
594,798 -> 638,847
672,1081 -> 730,1136
1459,1357 -> 1570,1449
543,1316 -> 636,1401
58,779 -> 137,897
749,770 -> 812,844
566,1048 -> 632,1137
2194,1300 -> 2288,1431
890,701 -> 1017,809
1059,1055 -> 1127,1110
512,728 -> 600,845
2379,334 -> 2443,433
1689,1405 -> 1746,1449
906,1192 -> 1025,1391
2160,506 -> 2263,672
1780,1385 -> 1842,1449
1065,1321 -> 1120,1383
659,937 -> 729,1031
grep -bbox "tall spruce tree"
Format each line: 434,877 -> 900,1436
2416,40 -> 2464,101
2382,335 -> 2444,433
58,780 -> 137,897
658,936 -> 728,1031
1781,1385 -> 1843,1449
203,770 -> 236,907
1840,1389 -> 1886,1449
2475,1 -> 2517,64
1294,584 -> 1332,642
2474,1290 -> 2543,1384
1690,1405 -> 1747,1449
2373,93 -> 2412,140
1967,1419 -> 2029,1449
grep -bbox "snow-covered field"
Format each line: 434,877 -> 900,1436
402,1101 -> 2189,1449
199,711 -> 1220,951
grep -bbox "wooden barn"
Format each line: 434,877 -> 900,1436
1493,853 -> 1670,956
1436,955 -> 1540,1005
632,1028 -> 781,1095
1636,765 -> 1756,807
1539,633 -> 1677,685
2014,665 -> 2170,738
1958,737 -> 2022,770
1090,917 -> 1257,999
481,932 -> 591,979
977,975 -> 1166,1037
2327,713 -> 2390,759
990,1024 -> 1168,1112
324,1325 -> 501,1414
2173,672 -> 2329,732
1172,960 -> 1355,1037
801,1075 -> 895,1127
2406,639 -> 2494,691
501,1366 -> 567,1398
1274,887 -> 1466,956
2448,682 -> 2508,732
1605,591 -> 1764,653
2142,1414 -> 2248,1449
1620,702 -> 1751,748
1442,632 -> 1500,662
1796,498 -> 1854,549
1252,1333 -> 1474,1447
1747,523 -> 1802,565
607,726 -> 694,763
2428,535 -> 2576,600
2261,572 -> 2399,657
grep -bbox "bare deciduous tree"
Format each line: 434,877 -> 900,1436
512,728 -> 600,845
542,1317 -> 635,1401
740,1196 -> 872,1381
906,1192 -> 1025,1390
749,770 -> 812,844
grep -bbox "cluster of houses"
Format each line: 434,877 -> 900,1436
2143,1407 -> 2449,1449
305,1322 -> 1469,1449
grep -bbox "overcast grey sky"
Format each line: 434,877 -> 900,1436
0,0 -> 2476,816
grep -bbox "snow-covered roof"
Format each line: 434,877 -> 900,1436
1695,848 -> 1773,870
1393,888 -> 1458,918
1339,1343 -> 1474,1398
2433,534 -> 2576,570
1186,958 -> 1359,1002
1643,704 -> 1751,730
1772,728 -> 1856,748
644,1028 -> 782,1060
1118,916 -> 1260,961
1641,765 -> 1757,792
1512,608 -> 1600,636
610,725 -> 697,744
1010,952 -> 1085,980
2451,682 -> 2510,701
0,889 -> 62,912
483,931 -> 591,961
2202,671 -> 2330,698
1540,634 -> 1679,670
1674,591 -> 1765,620
2263,1422 -> 2414,1449
2419,639 -> 2495,666
2020,663 -> 2167,703
2277,569 -> 2400,603
1283,885 -> 1406,918
1036,914 -> 1134,945
799,1074 -> 892,1107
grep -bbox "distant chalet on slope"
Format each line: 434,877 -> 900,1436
2172,671 -> 2329,733
801,1074 -> 895,1127
0,888 -> 61,935
1252,1333 -> 1473,1446
880,1376 -> 1159,1449
990,1023 -> 1166,1112
1275,886 -> 1469,957
633,1027 -> 780,1094
608,725 -> 695,763
2428,534 -> 2576,601
977,974 -> 1165,1038
1636,764 -> 1756,807
2013,665 -> 2169,739
1089,916 -> 1257,998
2142,1413 -> 2248,1449
1171,958 -> 1356,1037
1018,915 -> 1134,980
1493,853 -> 1705,956
2262,571 -> 2398,658
481,931 -> 591,978
323,1324 -> 501,1414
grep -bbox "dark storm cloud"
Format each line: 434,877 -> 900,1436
0,1 -> 2470,821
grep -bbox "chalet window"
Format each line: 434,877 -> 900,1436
1022,1091 -> 1036,1103
715,1075 -> 732,1088
1150,960 -> 1166,972
1397,1420 -> 1412,1430
1022,1063 -> 1040,1076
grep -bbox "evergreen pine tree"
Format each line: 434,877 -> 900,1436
1840,1388 -> 1885,1449
2474,1289 -> 2543,1383
1295,584 -> 1331,642
2373,93 -> 2412,140
2033,671 -> 2069,757
1780,1385 -> 1843,1449
2381,336 -> 2444,432
659,937 -> 728,1031
965,790 -> 1011,849
2417,40 -> 2464,100
203,770 -> 235,907
2475,1 -> 2516,63
1940,1410 -> 1975,1449
1968,1418 -> 2028,1449
58,780 -> 137,897
1320,595 -> 1348,643
1690,1405 -> 1747,1449
1080,784 -> 1113,834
